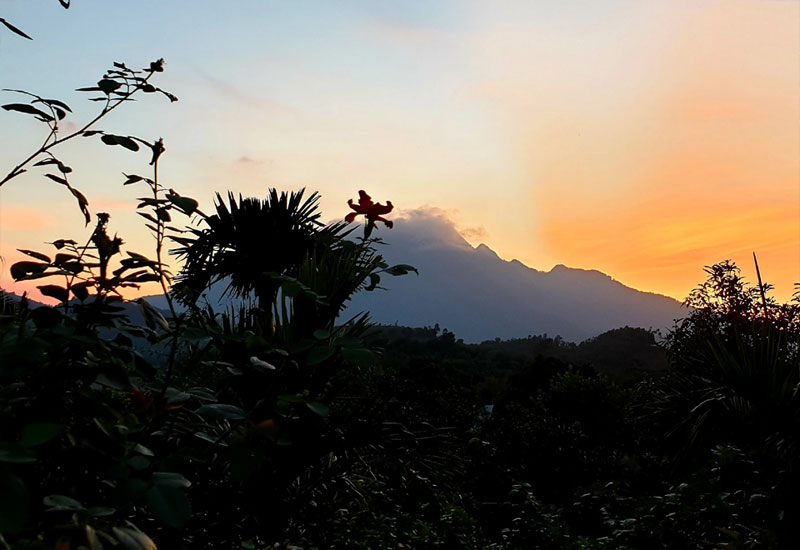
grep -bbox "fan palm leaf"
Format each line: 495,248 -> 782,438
172,188 -> 323,310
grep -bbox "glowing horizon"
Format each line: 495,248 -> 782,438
1,0 -> 798,304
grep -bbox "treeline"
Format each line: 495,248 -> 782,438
3,233 -> 798,548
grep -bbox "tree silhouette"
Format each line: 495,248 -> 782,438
172,188 -> 328,312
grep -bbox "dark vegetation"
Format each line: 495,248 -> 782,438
2,9 -> 800,548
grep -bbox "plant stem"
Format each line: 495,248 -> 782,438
151,155 -> 181,400
0,70 -> 157,188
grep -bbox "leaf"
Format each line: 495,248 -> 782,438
10,261 -> 48,281
151,472 -> 191,489
0,468 -> 29,534
160,90 -> 179,103
306,401 -> 330,417
101,134 -> 140,152
50,238 -> 77,249
115,478 -> 148,505
137,299 -> 169,330
37,284 -> 69,303
0,17 -> 32,40
127,456 -> 150,471
194,431 -> 226,446
17,249 -> 50,262
133,443 -> 155,457
166,192 -> 198,215
69,187 -> 91,225
164,388 -> 191,404
43,494 -> 83,511
364,273 -> 381,291
97,79 -> 121,95
122,272 -> 161,283
341,347 -> 376,367
87,506 -> 115,517
85,525 -> 102,550
95,371 -> 132,391
186,387 -> 217,402
123,173 -> 144,185
155,208 -> 171,222
137,211 -> 158,224
2,103 -> 52,121
146,484 -> 191,528
194,404 -> 245,420
307,345 -> 335,365
112,527 -> 157,550
33,158 -> 71,173
53,252 -> 78,265
384,263 -> 418,276
44,173 -> 68,185
33,98 -> 71,113
71,282 -> 90,301
61,261 -> 84,274
20,422 -> 63,447
249,356 -> 276,370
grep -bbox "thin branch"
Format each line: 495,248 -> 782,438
0,69 -> 157,188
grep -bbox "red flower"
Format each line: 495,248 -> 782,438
345,190 -> 394,237
130,387 -> 180,416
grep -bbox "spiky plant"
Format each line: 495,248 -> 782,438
171,188 -> 325,312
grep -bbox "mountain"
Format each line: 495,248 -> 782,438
141,209 -> 687,343
340,209 -> 686,343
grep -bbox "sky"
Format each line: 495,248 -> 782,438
1,0 -> 798,302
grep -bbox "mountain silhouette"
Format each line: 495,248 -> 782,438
141,208 -> 686,343
340,209 -> 685,343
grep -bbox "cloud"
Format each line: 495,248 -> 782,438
194,69 -> 295,115
459,225 -> 488,243
196,69 -> 256,105
390,206 -> 485,251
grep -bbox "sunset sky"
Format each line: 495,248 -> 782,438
1,0 -> 798,302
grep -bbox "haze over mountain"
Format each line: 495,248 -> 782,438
341,209 -> 686,343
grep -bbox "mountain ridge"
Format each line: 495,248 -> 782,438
133,209 -> 686,343
340,210 -> 685,343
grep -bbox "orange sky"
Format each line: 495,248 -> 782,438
1,0 -> 798,304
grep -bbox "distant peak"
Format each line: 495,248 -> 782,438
474,243 -> 501,259
549,263 -> 611,280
